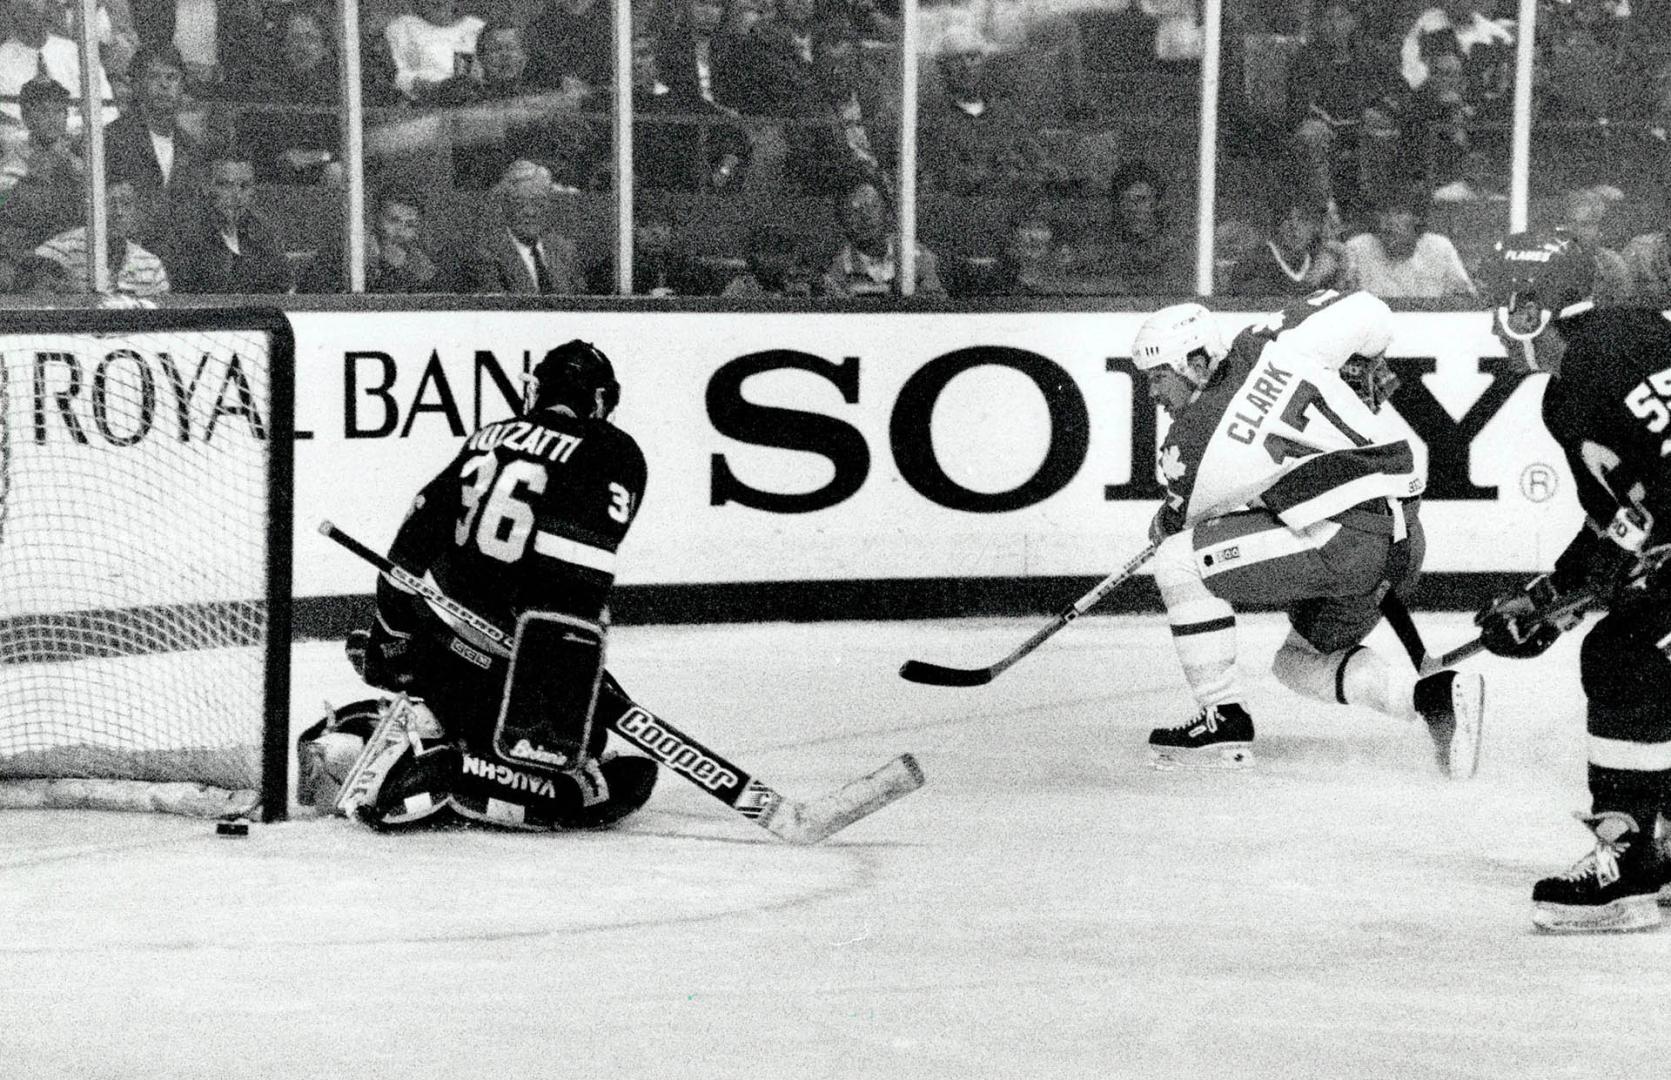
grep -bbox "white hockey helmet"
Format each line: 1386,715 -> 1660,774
1131,302 -> 1227,387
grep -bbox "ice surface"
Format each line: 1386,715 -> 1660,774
5,613 -> 1671,1080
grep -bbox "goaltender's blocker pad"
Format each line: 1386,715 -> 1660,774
494,611 -> 605,773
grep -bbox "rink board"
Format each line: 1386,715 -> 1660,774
282,307 -> 1586,609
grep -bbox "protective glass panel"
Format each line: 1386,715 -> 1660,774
917,0 -> 1202,298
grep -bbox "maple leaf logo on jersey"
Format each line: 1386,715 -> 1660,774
1157,444 -> 1187,483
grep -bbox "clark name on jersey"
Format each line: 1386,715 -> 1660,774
1157,291 -> 1425,530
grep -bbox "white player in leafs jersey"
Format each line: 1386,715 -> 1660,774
1136,289 -> 1482,775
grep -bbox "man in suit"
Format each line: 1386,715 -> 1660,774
104,43 -> 208,237
462,159 -> 583,295
162,151 -> 295,294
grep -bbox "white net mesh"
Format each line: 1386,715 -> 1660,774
0,323 -> 281,810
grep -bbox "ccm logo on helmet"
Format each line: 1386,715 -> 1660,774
617,708 -> 740,791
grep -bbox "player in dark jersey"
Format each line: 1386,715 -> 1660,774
1475,231 -> 1671,932
297,340 -> 660,832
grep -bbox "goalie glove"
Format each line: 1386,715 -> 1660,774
1475,573 -> 1588,660
348,619 -> 416,691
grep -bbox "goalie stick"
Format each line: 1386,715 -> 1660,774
899,543 -> 1158,687
318,521 -> 924,844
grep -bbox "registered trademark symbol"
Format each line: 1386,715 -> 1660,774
1520,464 -> 1557,502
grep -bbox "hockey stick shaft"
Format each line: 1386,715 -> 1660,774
318,521 -> 922,843
899,543 -> 1158,686
1424,588 -> 1601,674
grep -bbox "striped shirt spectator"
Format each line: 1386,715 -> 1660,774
32,180 -> 169,296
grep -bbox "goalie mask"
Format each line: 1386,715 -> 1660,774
1484,230 -> 1595,371
1132,302 -> 1228,416
524,340 -> 621,419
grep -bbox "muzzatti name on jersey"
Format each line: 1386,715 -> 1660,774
464,419 -> 582,462
1225,361 -> 1295,445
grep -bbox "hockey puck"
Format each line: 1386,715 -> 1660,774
216,820 -> 250,837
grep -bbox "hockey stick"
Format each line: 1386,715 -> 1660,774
1378,592 -> 1432,671
1418,546 -> 1671,674
899,543 -> 1158,687
318,521 -> 924,844
1419,589 -> 1598,675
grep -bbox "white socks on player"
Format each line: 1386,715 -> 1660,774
1271,631 -> 1417,721
1153,531 -> 1241,707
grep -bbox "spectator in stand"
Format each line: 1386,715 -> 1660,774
782,19 -> 894,194
302,188 -> 452,293
919,26 -> 1064,196
1286,0 -> 1409,224
235,8 -> 343,186
163,151 -> 295,293
629,213 -> 707,295
462,159 -> 584,295
1341,185 -> 1475,298
821,177 -> 945,297
383,0 -> 484,103
34,178 -> 169,296
1226,186 -> 1347,297
107,42 -> 209,231
989,204 -> 1076,296
658,0 -> 727,107
451,21 -> 596,191
0,73 -> 85,239
713,0 -> 816,117
524,0 -> 611,104
12,251 -> 73,295
1557,183 -> 1631,304
720,221 -> 814,297
1621,208 -> 1671,308
1533,0 -> 1671,136
1071,160 -> 1191,294
1400,0 -> 1515,202
0,0 -> 119,133
634,31 -> 748,190
365,189 -> 450,292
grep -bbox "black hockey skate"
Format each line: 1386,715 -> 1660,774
1531,811 -> 1663,933
1149,703 -> 1254,770
1412,670 -> 1484,780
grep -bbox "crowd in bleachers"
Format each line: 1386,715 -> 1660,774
0,0 -> 1666,300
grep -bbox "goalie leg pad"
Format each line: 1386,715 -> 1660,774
493,611 -> 606,774
448,751 -> 658,831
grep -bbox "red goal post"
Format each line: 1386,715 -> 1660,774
0,309 -> 294,820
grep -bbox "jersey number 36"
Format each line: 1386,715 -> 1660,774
457,453 -> 545,561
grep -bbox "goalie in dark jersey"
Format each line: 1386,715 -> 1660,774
1475,231 -> 1671,932
297,340 -> 660,832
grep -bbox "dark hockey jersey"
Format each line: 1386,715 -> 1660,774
1542,308 -> 1671,548
384,406 -> 648,654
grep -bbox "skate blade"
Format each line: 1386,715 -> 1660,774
1445,673 -> 1485,781
1149,744 -> 1254,771
1532,896 -> 1662,934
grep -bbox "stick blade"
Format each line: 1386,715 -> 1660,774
764,753 -> 926,844
898,659 -> 993,687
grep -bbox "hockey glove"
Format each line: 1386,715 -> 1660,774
1475,574 -> 1580,659
350,621 -> 416,691
1148,501 -> 1185,546
1552,510 -> 1653,608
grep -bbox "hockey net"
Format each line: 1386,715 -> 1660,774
0,310 -> 293,820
